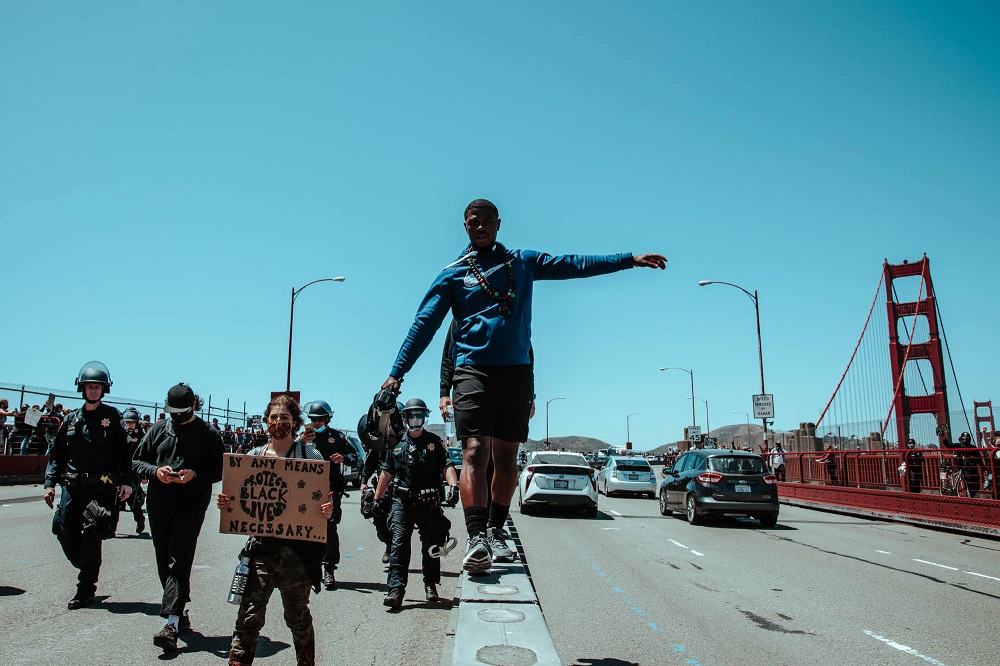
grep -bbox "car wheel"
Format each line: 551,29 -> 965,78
658,492 -> 670,516
685,495 -> 701,525
584,504 -> 598,518
758,514 -> 778,528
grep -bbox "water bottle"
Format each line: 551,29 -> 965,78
444,406 -> 455,441
228,556 -> 250,605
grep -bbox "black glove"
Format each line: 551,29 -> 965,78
444,485 -> 459,508
372,496 -> 389,518
360,489 -> 375,519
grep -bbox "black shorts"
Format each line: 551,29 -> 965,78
452,365 -> 533,443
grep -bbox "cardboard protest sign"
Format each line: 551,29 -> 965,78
220,453 -> 330,543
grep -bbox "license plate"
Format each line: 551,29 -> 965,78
735,485 -> 751,493
554,479 -> 569,489
628,474 -> 639,480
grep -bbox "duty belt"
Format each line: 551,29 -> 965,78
64,472 -> 119,487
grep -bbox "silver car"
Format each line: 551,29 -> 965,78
598,456 -> 657,498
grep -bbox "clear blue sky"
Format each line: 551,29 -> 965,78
2,2 -> 997,449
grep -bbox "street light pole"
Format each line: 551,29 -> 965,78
660,367 -> 696,432
699,280 -> 768,448
626,412 -> 640,447
545,397 -> 565,448
688,397 -> 709,439
287,277 -> 346,391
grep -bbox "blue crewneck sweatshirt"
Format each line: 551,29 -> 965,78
390,245 -> 633,379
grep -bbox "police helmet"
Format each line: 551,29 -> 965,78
304,400 -> 334,420
401,398 -> 430,417
75,361 -> 112,394
123,407 -> 141,422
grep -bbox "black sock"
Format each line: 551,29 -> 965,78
464,507 -> 487,537
487,503 -> 509,531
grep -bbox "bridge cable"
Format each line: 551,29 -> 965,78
935,299 -> 973,436
816,272 -> 885,428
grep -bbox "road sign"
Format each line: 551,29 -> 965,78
752,394 -> 774,419
686,425 -> 702,442
703,437 -> 718,448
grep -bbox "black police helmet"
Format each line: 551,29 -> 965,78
402,398 -> 430,416
75,361 -> 112,394
123,408 -> 141,422
304,400 -> 334,419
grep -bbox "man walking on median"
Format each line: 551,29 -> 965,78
381,198 -> 666,573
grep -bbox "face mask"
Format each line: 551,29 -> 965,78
406,415 -> 426,431
170,410 -> 193,426
267,420 -> 292,440
314,424 -> 327,434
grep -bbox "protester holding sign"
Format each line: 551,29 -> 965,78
218,393 -> 333,666
133,383 -> 224,653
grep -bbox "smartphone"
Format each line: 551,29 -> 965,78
304,423 -> 316,432
167,470 -> 181,478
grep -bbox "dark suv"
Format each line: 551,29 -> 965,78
659,449 -> 778,527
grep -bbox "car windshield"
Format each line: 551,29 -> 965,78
708,456 -> 767,474
532,453 -> 587,466
615,461 -> 651,471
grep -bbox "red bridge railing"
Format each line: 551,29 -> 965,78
779,448 -> 1000,532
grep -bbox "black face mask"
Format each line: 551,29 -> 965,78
170,410 -> 194,426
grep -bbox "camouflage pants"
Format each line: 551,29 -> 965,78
229,542 -> 315,666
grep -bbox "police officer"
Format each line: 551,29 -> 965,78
374,398 -> 459,608
43,361 -> 133,609
133,383 -> 224,652
300,400 -> 358,591
120,408 -> 147,534
358,428 -> 392,564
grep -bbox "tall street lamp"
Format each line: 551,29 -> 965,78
660,367 -> 696,434
688,397 -> 710,439
626,412 -> 641,448
287,277 -> 346,391
699,280 -> 768,448
545,397 -> 565,448
734,410 -> 751,449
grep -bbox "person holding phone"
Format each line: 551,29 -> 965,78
133,383 -> 224,653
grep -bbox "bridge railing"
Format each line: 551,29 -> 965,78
783,448 -> 998,500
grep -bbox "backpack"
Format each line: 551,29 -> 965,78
358,389 -> 405,452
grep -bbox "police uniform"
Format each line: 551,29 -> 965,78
118,418 -> 147,533
309,426 -> 357,576
44,402 -> 131,603
382,429 -> 454,598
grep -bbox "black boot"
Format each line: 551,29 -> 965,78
322,567 -> 336,591
383,587 -> 404,608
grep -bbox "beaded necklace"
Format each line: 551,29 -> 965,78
466,244 -> 516,319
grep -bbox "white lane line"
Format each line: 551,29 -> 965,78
966,571 -> 1000,582
602,527 -> 621,531
875,550 -> 891,554
668,539 -> 687,549
864,630 -> 945,665
913,558 -> 959,571
607,509 -> 622,516
690,550 -> 705,557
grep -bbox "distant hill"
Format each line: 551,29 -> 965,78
419,423 -> 774,453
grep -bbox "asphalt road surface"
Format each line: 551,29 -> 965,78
3,480 -> 998,666
512,484 -> 1000,666
0,483 -> 461,666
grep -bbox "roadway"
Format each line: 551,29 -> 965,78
2,481 -> 998,665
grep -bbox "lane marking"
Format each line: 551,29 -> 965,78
607,509 -> 622,516
966,571 -> 1000,582
690,550 -> 705,557
875,550 -> 891,554
913,558 -> 958,571
602,527 -> 622,531
864,630 -> 945,665
668,539 -> 687,549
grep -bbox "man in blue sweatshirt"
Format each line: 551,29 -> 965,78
382,198 -> 666,573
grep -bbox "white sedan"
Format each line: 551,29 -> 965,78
517,451 -> 598,517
